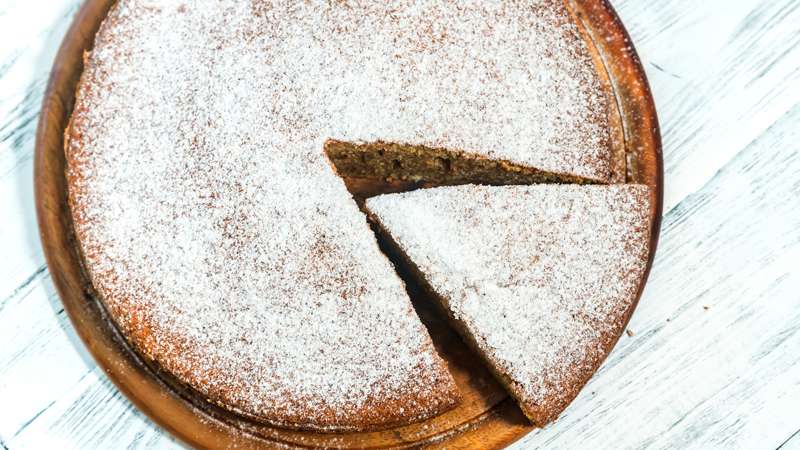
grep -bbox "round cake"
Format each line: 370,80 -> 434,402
65,0 -> 619,431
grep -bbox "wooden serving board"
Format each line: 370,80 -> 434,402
34,1 -> 662,448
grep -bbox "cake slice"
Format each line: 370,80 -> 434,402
366,184 -> 651,425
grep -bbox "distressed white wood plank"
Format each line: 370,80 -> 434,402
0,272 -> 94,441
514,103 -> 800,449
611,0 -> 800,212
7,368 -> 181,450
780,431 -> 800,450
0,0 -> 81,301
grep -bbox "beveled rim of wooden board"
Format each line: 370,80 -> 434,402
34,1 -> 663,448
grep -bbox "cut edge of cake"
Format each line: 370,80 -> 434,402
325,140 -> 602,198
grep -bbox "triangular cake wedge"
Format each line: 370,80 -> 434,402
366,184 -> 651,425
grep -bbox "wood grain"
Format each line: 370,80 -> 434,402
2,0 -> 799,449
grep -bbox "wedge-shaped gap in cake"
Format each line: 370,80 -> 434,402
324,139 -> 601,198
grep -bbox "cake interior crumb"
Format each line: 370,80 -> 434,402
324,140 -> 594,198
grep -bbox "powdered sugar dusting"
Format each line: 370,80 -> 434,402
316,0 -> 612,181
66,0 -> 468,430
366,185 -> 650,423
66,0 -> 610,429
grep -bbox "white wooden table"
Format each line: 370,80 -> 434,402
1,1 -> 799,448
